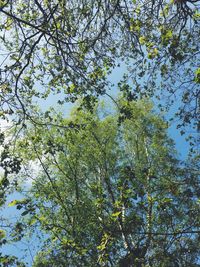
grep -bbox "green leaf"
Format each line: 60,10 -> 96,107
0,229 -> 6,239
194,68 -> 200,83
111,211 -> 121,217
8,200 -> 18,207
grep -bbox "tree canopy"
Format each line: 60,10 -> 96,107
0,0 -> 199,266
1,99 -> 199,266
0,0 -> 199,128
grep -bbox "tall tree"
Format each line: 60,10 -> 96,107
0,0 -> 199,129
7,99 -> 200,266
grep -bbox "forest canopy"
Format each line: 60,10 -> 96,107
0,0 -> 200,266
1,99 -> 200,266
0,0 -> 199,128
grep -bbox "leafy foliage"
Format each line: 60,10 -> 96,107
0,0 -> 199,129
0,0 -> 199,265
10,99 -> 200,266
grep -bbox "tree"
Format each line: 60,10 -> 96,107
8,99 -> 200,266
0,0 -> 199,130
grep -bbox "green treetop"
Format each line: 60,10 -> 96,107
6,98 -> 200,266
